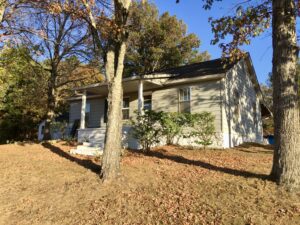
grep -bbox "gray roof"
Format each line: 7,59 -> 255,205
154,58 -> 234,79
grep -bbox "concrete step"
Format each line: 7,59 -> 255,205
70,145 -> 103,156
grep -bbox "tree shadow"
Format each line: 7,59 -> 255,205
238,142 -> 274,150
131,149 -> 271,181
42,142 -> 101,174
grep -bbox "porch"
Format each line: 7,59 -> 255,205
70,76 -> 165,154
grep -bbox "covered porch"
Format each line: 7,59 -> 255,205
71,76 -> 166,149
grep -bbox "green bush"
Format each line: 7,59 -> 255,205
131,110 -> 164,152
161,112 -> 190,145
188,112 -> 216,148
131,110 -> 216,151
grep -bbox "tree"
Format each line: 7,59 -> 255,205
0,46 -> 48,142
12,1 -> 92,140
187,0 -> 300,189
270,0 -> 300,189
0,0 -> 6,23
76,0 -> 132,181
125,0 -> 210,76
261,73 -> 274,110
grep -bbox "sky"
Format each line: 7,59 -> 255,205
153,0 -> 273,84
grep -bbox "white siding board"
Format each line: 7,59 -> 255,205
152,88 -> 178,112
69,101 -> 81,126
88,98 -> 104,128
224,60 -> 263,147
151,80 -> 223,133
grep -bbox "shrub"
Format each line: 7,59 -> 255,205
161,112 -> 190,145
131,110 -> 216,151
188,112 -> 215,148
131,110 -> 164,151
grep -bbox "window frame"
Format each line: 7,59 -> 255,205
143,95 -> 152,111
122,97 -> 130,120
178,87 -> 191,113
85,103 -> 91,128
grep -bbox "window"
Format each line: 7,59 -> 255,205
179,87 -> 191,113
122,98 -> 130,120
144,95 -> 152,111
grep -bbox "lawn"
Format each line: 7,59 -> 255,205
0,142 -> 299,225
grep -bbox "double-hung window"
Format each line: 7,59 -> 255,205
122,98 -> 130,120
85,103 -> 91,127
179,87 -> 191,113
143,95 -> 152,111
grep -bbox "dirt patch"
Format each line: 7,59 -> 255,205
0,142 -> 299,225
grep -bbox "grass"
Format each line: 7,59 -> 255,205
0,142 -> 299,225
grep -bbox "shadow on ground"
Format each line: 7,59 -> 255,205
42,142 -> 101,174
130,148 -> 272,181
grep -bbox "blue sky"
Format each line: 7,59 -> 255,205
153,0 -> 273,84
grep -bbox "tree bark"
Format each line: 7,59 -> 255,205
0,0 -> 6,23
100,45 -> 125,180
100,0 -> 131,181
43,70 -> 57,140
271,0 -> 300,190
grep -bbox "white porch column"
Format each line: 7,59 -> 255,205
80,91 -> 87,129
138,79 -> 144,114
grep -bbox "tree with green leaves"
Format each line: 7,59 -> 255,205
71,0 -> 133,181
185,0 -> 299,189
0,46 -> 48,142
9,1 -> 92,140
125,0 -> 210,76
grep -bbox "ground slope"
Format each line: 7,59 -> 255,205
0,142 -> 299,225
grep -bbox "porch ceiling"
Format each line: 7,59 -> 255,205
83,80 -> 162,96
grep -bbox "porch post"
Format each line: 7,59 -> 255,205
138,79 -> 144,114
80,90 -> 87,129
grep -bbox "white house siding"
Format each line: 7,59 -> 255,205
127,93 -> 138,118
152,80 -> 223,132
151,80 -> 225,148
88,98 -> 105,128
152,88 -> 179,112
223,60 -> 263,147
69,101 -> 81,127
69,98 -> 105,128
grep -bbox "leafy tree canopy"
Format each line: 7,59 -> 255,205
125,0 -> 210,76
0,46 -> 48,142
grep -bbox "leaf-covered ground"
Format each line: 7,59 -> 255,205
0,142 -> 299,225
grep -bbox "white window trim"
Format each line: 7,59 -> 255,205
122,97 -> 130,120
178,87 -> 192,113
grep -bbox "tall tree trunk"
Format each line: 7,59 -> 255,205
100,0 -> 131,181
43,70 -> 57,140
0,0 -> 6,23
271,0 -> 300,190
100,45 -> 125,180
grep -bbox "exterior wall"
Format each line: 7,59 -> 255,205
69,98 -> 105,128
74,68 -> 264,149
152,80 -> 223,133
74,79 -> 226,148
88,98 -> 105,128
69,101 -> 81,127
126,93 -> 138,120
223,60 -> 263,147
151,80 -> 224,148
152,88 -> 179,112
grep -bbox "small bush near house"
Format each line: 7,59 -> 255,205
131,110 -> 164,152
188,112 -> 216,148
131,110 -> 216,151
161,112 -> 189,145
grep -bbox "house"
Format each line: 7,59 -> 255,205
68,54 -> 271,152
